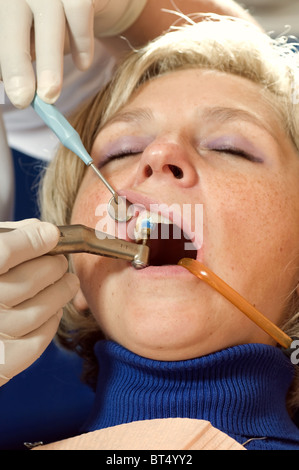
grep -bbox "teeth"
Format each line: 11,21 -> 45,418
134,211 -> 172,241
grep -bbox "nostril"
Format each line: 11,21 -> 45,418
168,164 -> 184,179
144,164 -> 184,179
145,165 -> 153,177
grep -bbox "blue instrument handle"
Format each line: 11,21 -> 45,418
31,94 -> 93,166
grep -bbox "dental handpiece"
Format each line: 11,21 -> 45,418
0,225 -> 149,269
31,95 -> 130,223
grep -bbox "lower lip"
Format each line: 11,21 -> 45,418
133,264 -> 196,278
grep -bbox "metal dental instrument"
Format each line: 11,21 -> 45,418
0,225 -> 149,269
31,94 -> 131,223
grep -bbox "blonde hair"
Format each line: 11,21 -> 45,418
41,16 -> 299,402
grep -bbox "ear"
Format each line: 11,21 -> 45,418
73,287 -> 89,313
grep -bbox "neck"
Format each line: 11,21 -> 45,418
83,341 -> 298,447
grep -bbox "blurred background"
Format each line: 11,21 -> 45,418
241,0 -> 299,36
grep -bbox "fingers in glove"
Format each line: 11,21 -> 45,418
0,220 -> 60,275
0,310 -> 63,384
0,0 -> 35,108
0,254 -> 70,307
0,272 -> 79,337
26,0 -> 66,103
61,0 -> 95,70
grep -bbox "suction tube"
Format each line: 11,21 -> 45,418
178,258 -> 293,350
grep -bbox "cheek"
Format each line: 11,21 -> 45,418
211,172 -> 295,254
72,251 -> 112,309
203,170 -> 299,299
71,178 -> 110,228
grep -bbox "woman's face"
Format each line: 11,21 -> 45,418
71,69 -> 299,360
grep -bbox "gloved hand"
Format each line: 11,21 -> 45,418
0,219 -> 79,387
0,0 -> 147,109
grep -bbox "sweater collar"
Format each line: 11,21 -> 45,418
83,341 -> 298,445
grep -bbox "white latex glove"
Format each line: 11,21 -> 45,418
0,0 -> 147,109
0,109 -> 14,221
0,219 -> 79,387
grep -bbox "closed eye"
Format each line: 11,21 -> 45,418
213,147 -> 263,163
102,149 -> 142,165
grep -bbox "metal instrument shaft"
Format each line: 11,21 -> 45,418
0,225 -> 149,269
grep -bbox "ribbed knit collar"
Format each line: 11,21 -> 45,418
83,341 -> 299,449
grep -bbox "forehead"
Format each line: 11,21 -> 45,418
104,69 -> 285,137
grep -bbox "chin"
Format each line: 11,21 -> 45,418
112,311 -> 216,361
120,336 -> 217,362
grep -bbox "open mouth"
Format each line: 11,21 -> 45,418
145,223 -> 197,266
132,209 -> 198,267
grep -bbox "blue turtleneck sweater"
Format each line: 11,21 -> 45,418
83,341 -> 299,450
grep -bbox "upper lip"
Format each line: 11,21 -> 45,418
119,189 -> 202,260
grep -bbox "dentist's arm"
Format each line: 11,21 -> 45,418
0,219 -> 79,387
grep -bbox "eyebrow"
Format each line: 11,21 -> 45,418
102,107 -> 154,128
102,105 -> 278,141
199,106 -> 278,139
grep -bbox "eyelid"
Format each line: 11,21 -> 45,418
201,135 -> 265,163
212,146 -> 263,162
97,135 -> 152,167
103,148 -> 142,165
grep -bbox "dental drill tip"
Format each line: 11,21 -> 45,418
141,219 -> 155,231
134,218 -> 154,243
134,214 -> 159,243
134,211 -> 172,243
142,219 -> 155,243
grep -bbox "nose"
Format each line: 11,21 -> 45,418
134,140 -> 198,188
